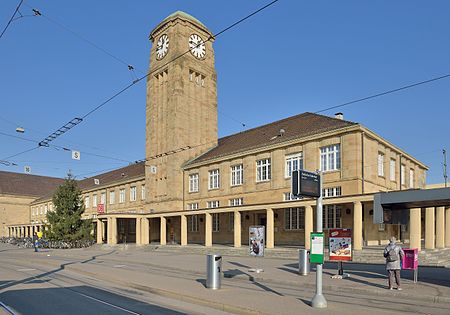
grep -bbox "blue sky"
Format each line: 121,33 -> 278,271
1,0 -> 449,184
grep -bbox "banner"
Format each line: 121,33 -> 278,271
249,225 -> 265,257
329,228 -> 352,261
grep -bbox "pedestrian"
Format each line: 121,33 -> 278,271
33,232 -> 39,252
383,236 -> 405,290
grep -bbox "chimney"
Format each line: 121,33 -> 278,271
335,112 -> 344,120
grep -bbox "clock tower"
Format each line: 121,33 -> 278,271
146,11 -> 218,212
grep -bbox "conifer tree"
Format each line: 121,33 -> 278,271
46,173 -> 93,241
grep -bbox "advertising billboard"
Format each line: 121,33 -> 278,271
329,229 -> 352,261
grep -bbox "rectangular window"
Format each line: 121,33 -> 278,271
212,213 -> 220,232
256,158 -> 271,182
320,144 -> 341,171
92,194 -> 98,207
390,159 -> 396,181
208,169 -> 220,190
84,196 -> 90,208
401,164 -> 406,185
284,192 -> 302,201
229,213 -> 234,232
284,207 -> 305,230
285,153 -> 303,178
409,169 -> 414,188
100,192 -> 106,205
188,215 -> 199,232
130,186 -> 137,202
230,164 -> 243,186
378,153 -> 384,177
378,223 -> 386,231
109,191 -> 115,205
188,203 -> 199,210
207,200 -> 219,208
322,205 -> 342,229
141,185 -> 146,200
189,173 -> 199,192
229,198 -> 243,206
322,187 -> 342,198
119,189 -> 125,203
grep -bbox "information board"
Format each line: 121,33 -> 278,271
329,229 -> 352,261
249,225 -> 265,257
292,170 -> 320,198
310,232 -> 324,263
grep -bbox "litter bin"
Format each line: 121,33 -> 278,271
299,249 -> 310,276
206,254 -> 222,289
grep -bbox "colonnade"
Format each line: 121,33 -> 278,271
409,206 -> 450,251
7,225 -> 44,237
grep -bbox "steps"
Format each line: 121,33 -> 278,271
127,244 -> 450,267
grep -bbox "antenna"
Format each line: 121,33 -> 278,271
443,149 -> 448,188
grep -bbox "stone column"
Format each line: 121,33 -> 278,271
142,218 -> 150,245
305,205 -> 313,250
234,211 -> 241,248
181,215 -> 188,246
266,208 -> 274,249
136,218 -> 142,245
446,208 -> 450,248
436,207 -> 445,248
96,219 -> 103,244
425,207 -> 435,249
110,217 -> 118,245
205,213 -> 212,247
160,217 -> 167,245
409,208 -> 421,251
353,201 -> 363,250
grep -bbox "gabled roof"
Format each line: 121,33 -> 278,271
77,162 -> 145,191
187,112 -> 357,165
0,171 -> 64,197
32,162 -> 146,204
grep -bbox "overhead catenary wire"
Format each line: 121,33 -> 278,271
22,3 -> 141,75
35,0 -> 281,148
314,73 -> 450,114
0,0 -> 24,39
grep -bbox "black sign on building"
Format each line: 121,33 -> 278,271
292,170 -> 321,198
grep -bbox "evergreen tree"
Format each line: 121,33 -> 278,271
46,173 -> 93,241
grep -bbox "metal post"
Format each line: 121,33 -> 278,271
443,149 -> 447,188
311,171 -> 327,308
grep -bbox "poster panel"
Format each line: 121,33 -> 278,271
310,232 -> 324,263
249,225 -> 265,257
329,228 -> 352,261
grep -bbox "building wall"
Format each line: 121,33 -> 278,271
1,194 -> 35,237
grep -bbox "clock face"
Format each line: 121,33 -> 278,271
156,34 -> 169,60
189,34 -> 206,59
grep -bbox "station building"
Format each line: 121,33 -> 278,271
2,11 -> 450,252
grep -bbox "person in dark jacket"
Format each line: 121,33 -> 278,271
32,232 -> 39,252
383,237 -> 405,290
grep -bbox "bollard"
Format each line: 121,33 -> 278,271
206,254 -> 222,289
299,249 -> 310,276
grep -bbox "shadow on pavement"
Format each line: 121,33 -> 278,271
228,261 -> 251,268
0,285 -> 186,315
0,251 -> 116,292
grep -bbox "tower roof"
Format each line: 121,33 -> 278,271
150,11 -> 212,40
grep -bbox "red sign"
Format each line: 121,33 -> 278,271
329,228 -> 352,261
402,248 -> 418,270
97,203 -> 105,214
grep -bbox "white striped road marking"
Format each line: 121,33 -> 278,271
113,265 -> 126,268
73,291 -> 140,314
16,268 -> 36,272
0,301 -> 16,315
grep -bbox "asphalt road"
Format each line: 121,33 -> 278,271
1,244 -> 449,315
0,253 -> 230,315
